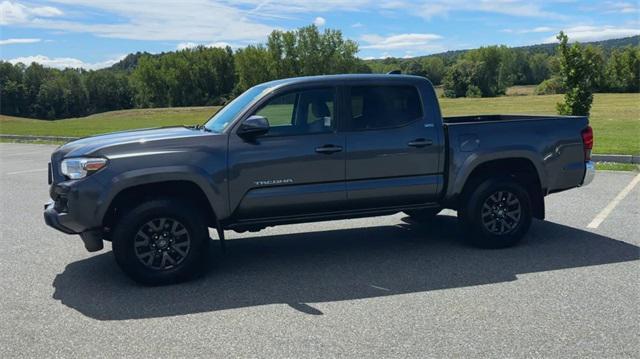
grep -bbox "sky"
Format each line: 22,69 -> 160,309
0,0 -> 639,70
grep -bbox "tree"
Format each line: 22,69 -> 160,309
465,46 -> 510,97
85,70 -> 133,113
443,60 -> 479,98
555,31 -> 599,116
266,25 -> 359,79
130,55 -> 170,107
404,60 -> 426,77
0,62 -> 26,116
529,53 -> 552,84
23,63 -> 51,117
421,57 -> 446,85
235,45 -> 275,93
131,46 -> 235,108
604,46 -> 640,92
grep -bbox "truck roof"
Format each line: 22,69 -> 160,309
259,73 -> 429,90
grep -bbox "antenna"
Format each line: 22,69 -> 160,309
387,70 -> 401,75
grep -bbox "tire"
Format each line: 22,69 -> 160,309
459,177 -> 532,249
404,207 -> 442,222
112,198 -> 210,285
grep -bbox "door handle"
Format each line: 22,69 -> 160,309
407,138 -> 433,148
315,144 -> 343,154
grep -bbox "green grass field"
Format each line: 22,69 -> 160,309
439,93 -> 640,155
1,93 -> 638,154
595,162 -> 639,171
0,106 -> 221,138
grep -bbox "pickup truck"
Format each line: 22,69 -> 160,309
44,74 -> 595,285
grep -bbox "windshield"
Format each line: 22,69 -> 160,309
204,85 -> 270,133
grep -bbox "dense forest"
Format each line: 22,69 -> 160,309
0,25 -> 638,120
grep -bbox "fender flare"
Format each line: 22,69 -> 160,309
95,165 -> 225,224
448,149 -> 547,199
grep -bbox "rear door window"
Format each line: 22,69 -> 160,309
348,85 -> 423,130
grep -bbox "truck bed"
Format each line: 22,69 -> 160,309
443,114 -> 584,124
441,114 -> 589,198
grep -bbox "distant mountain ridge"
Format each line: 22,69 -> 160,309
365,35 -> 640,63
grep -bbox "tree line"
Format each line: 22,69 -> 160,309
371,41 -> 639,98
0,25 -> 638,119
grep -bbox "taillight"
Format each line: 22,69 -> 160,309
581,126 -> 593,161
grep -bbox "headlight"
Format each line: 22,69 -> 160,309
60,158 -> 108,179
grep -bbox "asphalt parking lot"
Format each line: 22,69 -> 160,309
0,142 -> 638,358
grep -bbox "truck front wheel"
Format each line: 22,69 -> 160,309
112,198 -> 210,285
460,177 -> 532,248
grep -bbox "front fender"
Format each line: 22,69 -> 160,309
95,165 -> 226,223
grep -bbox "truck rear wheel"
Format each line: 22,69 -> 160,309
459,177 -> 532,248
112,198 -> 209,285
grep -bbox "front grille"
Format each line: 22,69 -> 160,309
54,197 -> 68,212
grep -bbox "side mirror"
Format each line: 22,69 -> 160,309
237,115 -> 270,138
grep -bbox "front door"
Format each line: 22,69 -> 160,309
228,87 -> 346,220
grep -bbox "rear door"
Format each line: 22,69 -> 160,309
344,83 -> 442,209
228,86 -> 346,219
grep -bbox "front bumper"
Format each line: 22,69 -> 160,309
44,201 -> 104,252
581,161 -> 595,186
44,201 -> 80,234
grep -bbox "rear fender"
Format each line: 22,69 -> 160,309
448,149 -> 547,199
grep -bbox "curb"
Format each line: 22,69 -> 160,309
0,134 -> 79,142
592,154 -> 640,164
2,134 -> 639,164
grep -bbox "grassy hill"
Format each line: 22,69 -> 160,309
2,93 -> 638,155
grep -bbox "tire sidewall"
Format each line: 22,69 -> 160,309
463,178 -> 532,248
112,199 -> 208,285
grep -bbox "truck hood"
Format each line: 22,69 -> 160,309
54,126 -> 214,158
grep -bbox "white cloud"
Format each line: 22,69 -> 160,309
313,16 -> 326,27
7,54 -> 125,70
603,1 -> 639,13
361,33 -> 443,52
4,0 -> 274,43
351,22 -> 363,28
234,0 -> 561,19
503,26 -> 555,34
177,41 -> 233,50
0,1 -> 62,25
0,38 -> 41,45
543,26 -> 640,43
237,0 -> 371,16
414,0 -> 560,19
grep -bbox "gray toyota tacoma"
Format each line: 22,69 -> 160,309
44,74 -> 595,285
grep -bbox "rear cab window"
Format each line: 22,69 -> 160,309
348,85 -> 423,130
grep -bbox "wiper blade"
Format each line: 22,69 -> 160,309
190,124 -> 211,132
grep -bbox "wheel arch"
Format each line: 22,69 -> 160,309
454,157 -> 545,219
101,179 -> 219,231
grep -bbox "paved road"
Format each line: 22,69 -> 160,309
1,143 -> 638,358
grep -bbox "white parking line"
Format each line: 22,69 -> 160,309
5,168 -> 48,175
587,172 -> 640,229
